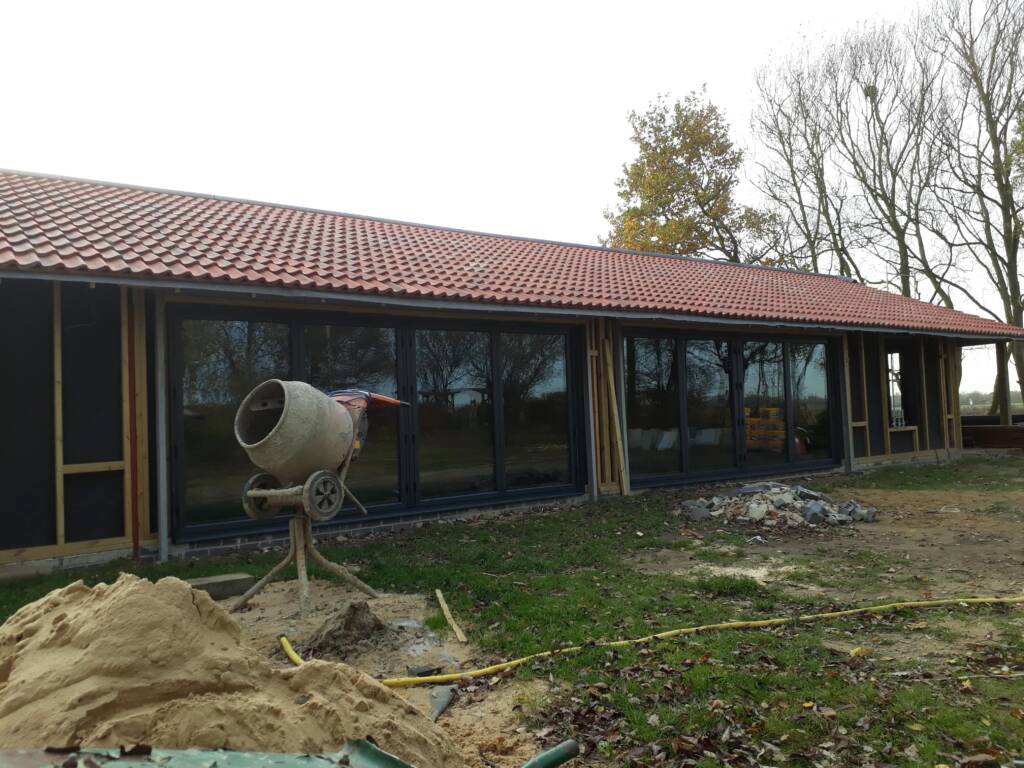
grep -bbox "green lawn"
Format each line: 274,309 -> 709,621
2,465 -> 1023,766
813,453 -> 1024,492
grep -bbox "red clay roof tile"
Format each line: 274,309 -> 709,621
0,170 -> 1020,339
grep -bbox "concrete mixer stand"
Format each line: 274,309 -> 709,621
230,380 -> 392,614
231,509 -> 378,614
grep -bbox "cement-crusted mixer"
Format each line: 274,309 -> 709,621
230,379 -> 403,612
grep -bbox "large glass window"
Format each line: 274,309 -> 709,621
304,325 -> 399,505
686,340 -> 736,471
790,343 -> 831,461
626,337 -> 681,475
416,329 -> 494,497
502,333 -> 570,488
742,341 -> 786,466
181,319 -> 290,525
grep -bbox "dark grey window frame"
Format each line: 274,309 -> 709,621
167,303 -> 587,543
623,329 -> 843,488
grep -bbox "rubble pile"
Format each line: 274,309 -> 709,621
676,482 -> 878,529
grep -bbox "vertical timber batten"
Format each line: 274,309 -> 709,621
840,334 -> 855,472
878,338 -> 892,455
132,288 -> 151,540
121,287 -> 136,556
917,339 -> 930,451
155,293 -> 170,562
996,342 -> 1011,426
859,334 -> 871,456
53,283 -> 65,547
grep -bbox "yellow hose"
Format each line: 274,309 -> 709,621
279,595 -> 1024,688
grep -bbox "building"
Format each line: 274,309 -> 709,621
2,170 -> 1022,568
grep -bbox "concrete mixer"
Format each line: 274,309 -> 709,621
230,379 -> 403,612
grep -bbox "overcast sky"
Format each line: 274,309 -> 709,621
1,0 -> 1006,390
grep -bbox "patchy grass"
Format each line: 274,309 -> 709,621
812,453 -> 1024,492
1,469 -> 1023,765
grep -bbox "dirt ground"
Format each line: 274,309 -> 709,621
780,486 -> 1024,597
632,486 -> 1024,661
639,486 -> 1024,596
227,579 -> 554,768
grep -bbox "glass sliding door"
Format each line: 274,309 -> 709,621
416,329 -> 494,498
501,333 -> 570,488
303,325 -> 400,504
741,341 -> 787,466
686,340 -> 736,471
625,337 -> 681,476
180,319 -> 290,525
789,342 -> 831,461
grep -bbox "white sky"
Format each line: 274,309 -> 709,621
1,0 -> 1010,391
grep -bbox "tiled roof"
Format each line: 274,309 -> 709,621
1,170 -> 1020,339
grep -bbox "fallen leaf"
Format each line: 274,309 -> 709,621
849,646 -> 873,658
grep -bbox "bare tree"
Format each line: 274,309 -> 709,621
753,55 -> 867,279
825,22 -> 956,303
928,0 -> 1024,400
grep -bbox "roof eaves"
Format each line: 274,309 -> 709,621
4,266 -> 1019,343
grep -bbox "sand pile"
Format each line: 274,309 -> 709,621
0,574 -> 464,767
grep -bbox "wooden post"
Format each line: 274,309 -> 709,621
596,321 -> 611,486
952,348 -> 964,449
917,339 -> 931,451
120,287 -> 136,553
132,288 -> 151,538
996,342 -> 1012,426
879,339 -> 892,455
858,335 -> 871,456
840,335 -> 855,472
584,320 -> 599,500
937,344 -> 951,451
603,337 -> 628,495
53,283 -> 65,546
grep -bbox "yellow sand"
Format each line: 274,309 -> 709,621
0,574 -> 463,767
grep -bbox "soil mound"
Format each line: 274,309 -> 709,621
307,600 -> 393,659
0,574 -> 463,767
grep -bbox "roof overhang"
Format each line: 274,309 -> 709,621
2,268 -> 1019,344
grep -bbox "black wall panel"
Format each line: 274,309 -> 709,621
863,335 -> 887,456
64,471 -> 124,542
0,280 -> 56,549
61,283 -> 122,464
924,342 -> 945,449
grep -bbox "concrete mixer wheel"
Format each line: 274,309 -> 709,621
303,470 -> 344,521
242,473 -> 279,520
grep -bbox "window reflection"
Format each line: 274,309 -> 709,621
686,340 -> 735,471
502,333 -> 569,488
304,325 -> 399,504
790,343 -> 831,461
742,341 -> 786,465
416,330 -> 494,497
626,337 -> 681,475
181,319 -> 290,524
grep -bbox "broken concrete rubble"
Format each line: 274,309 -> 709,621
674,481 -> 879,530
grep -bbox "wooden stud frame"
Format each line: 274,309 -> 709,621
1,283 -> 144,564
917,338 -> 931,451
879,338 -> 893,455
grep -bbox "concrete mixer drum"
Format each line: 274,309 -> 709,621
234,379 -> 403,523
